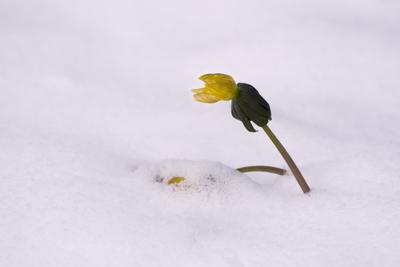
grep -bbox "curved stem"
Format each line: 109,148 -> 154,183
237,165 -> 286,175
262,125 -> 311,193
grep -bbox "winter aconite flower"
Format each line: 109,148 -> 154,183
192,73 -> 272,132
166,176 -> 190,190
167,176 -> 185,185
192,73 -> 310,193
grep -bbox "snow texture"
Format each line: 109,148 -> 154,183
1,0 -> 400,266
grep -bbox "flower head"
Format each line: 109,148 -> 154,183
192,73 -> 238,103
192,73 -> 271,132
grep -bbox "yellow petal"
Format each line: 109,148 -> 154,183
191,88 -> 205,93
193,93 -> 220,103
199,73 -> 235,84
198,73 -> 238,100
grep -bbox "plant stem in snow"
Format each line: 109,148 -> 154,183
262,125 -> 311,193
237,165 -> 286,175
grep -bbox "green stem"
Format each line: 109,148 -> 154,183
262,125 -> 310,193
237,165 -> 286,175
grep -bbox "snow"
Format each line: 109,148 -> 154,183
1,0 -> 400,266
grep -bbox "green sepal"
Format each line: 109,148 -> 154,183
230,83 -> 271,132
231,98 -> 257,132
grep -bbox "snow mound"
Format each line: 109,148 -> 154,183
133,159 -> 259,196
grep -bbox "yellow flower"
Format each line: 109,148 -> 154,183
192,73 -> 238,103
166,176 -> 189,190
166,176 -> 185,185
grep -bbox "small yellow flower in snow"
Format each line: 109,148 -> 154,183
167,176 -> 185,185
192,73 -> 238,103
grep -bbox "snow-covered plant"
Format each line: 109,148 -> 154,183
192,73 -> 310,193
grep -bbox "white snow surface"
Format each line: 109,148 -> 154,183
1,0 -> 400,266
